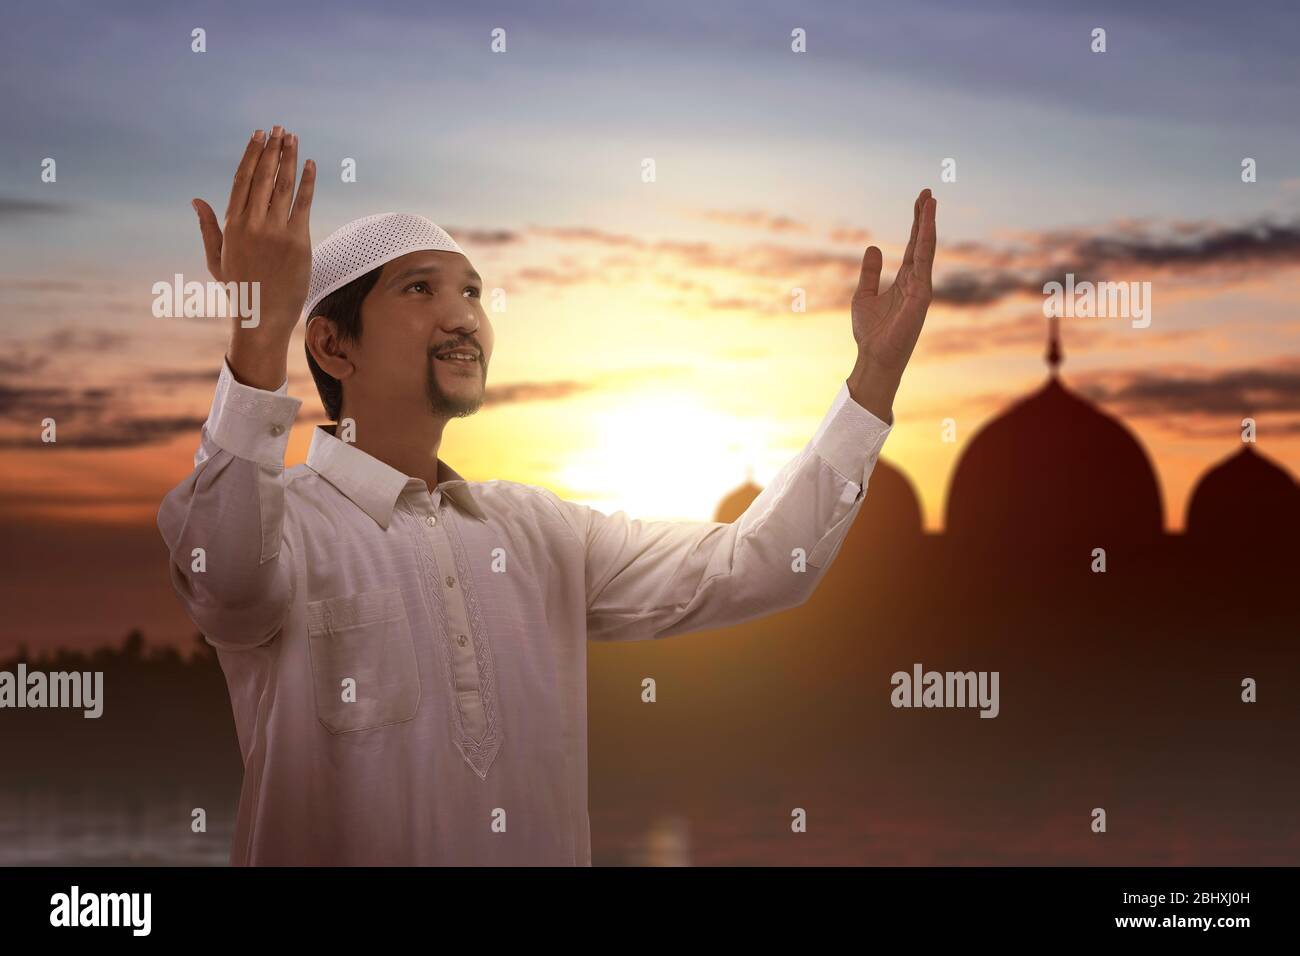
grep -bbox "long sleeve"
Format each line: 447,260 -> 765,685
543,381 -> 893,642
156,358 -> 303,651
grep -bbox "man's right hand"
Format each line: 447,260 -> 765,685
192,125 -> 316,390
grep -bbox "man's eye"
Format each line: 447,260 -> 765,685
406,281 -> 432,294
463,287 -> 481,299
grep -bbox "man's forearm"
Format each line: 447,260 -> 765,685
227,318 -> 296,391
846,354 -> 901,426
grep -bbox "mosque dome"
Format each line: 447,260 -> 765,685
714,476 -> 763,523
1186,444 -> 1300,542
847,458 -> 924,540
943,318 -> 1164,552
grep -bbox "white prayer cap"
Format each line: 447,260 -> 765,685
304,212 -> 467,320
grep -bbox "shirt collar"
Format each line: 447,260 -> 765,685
305,425 -> 488,528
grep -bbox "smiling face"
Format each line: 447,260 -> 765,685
344,249 -> 493,420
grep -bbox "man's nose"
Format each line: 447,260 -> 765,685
441,304 -> 481,335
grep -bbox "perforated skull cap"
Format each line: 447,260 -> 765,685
303,212 -> 467,320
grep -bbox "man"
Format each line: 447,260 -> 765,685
158,125 -> 938,865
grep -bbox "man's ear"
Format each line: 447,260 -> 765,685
305,314 -> 356,381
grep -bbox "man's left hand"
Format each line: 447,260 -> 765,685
846,188 -> 938,422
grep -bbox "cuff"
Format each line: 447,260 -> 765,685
810,381 -> 893,489
206,358 -> 302,467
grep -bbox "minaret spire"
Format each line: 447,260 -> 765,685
1046,314 -> 1063,377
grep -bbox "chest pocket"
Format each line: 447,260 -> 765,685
306,587 -> 421,734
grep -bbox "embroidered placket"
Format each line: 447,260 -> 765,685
413,490 -> 502,779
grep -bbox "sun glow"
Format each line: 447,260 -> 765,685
554,388 -> 772,522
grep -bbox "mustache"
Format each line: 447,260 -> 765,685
429,341 -> 483,359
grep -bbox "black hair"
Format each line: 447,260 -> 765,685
305,266 -> 384,422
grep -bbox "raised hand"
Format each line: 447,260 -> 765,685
851,188 -> 937,377
191,126 -> 317,389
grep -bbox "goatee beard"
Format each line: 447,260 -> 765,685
426,362 -> 484,419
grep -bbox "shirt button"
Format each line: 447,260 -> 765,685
457,634 -> 468,647
445,575 -> 455,588
270,424 -> 284,436
426,515 -> 437,526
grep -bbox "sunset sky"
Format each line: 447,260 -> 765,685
2,0 -> 1299,652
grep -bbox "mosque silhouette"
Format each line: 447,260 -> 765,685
714,317 -> 1300,564
587,317 -> 1300,865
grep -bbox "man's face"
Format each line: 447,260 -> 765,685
349,250 -> 493,419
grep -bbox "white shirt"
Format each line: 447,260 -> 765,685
157,359 -> 892,865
